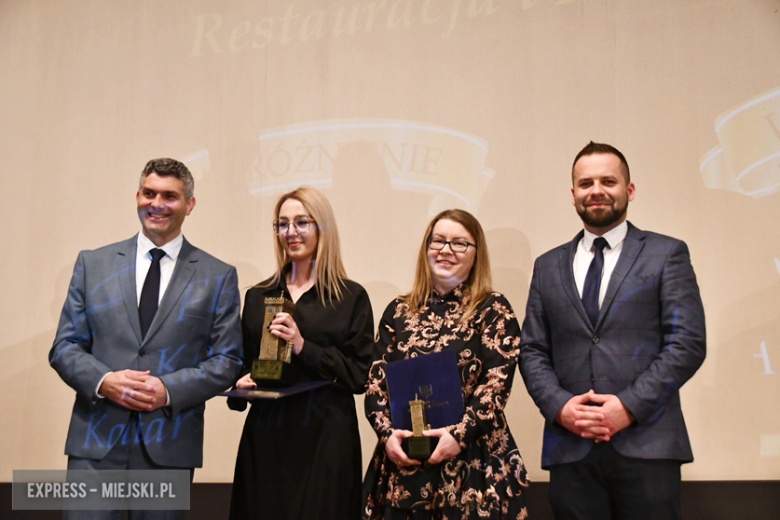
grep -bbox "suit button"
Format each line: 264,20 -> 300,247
592,336 -> 600,344
139,349 -> 146,357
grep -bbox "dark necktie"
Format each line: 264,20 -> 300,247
582,237 -> 608,327
139,248 -> 166,339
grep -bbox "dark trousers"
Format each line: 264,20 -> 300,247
64,413 -> 193,520
549,442 -> 682,520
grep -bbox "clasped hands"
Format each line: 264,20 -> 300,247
556,389 -> 635,442
385,428 -> 461,468
99,370 -> 167,412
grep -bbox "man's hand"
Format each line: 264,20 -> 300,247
575,390 -> 635,442
99,370 -> 168,412
556,392 -> 608,440
557,390 -> 635,442
136,374 -> 168,411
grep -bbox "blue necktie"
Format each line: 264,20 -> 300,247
139,248 -> 166,339
582,237 -> 608,327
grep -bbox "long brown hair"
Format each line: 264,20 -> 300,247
404,209 -> 493,323
259,186 -> 348,304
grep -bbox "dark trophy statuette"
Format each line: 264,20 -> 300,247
251,291 -> 296,383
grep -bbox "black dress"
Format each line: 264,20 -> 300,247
362,286 -> 529,520
228,276 -> 374,520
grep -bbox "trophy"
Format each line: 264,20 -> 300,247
251,291 -> 296,383
407,393 -> 433,460
385,351 -> 464,462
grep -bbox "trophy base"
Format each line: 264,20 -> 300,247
404,436 -> 439,461
251,359 -> 292,384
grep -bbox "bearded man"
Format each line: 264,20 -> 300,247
519,142 -> 706,520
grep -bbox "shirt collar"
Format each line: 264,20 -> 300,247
137,231 -> 184,262
429,282 -> 467,304
582,220 -> 628,251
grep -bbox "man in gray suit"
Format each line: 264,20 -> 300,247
519,142 -> 706,520
50,158 -> 243,519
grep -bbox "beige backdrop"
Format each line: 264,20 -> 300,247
2,0 -> 780,483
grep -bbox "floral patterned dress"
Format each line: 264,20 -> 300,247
362,285 -> 530,520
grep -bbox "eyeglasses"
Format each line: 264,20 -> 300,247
427,237 -> 477,253
273,217 -> 316,235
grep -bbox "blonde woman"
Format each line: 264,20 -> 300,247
229,187 -> 374,520
362,209 -> 529,520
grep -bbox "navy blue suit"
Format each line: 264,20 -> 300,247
519,222 -> 705,469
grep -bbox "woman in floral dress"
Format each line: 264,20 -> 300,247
363,209 -> 530,520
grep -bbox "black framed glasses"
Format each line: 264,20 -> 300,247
273,217 -> 316,235
427,236 -> 477,253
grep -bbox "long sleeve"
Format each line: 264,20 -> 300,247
518,258 -> 575,422
615,240 -> 706,424
49,252 -> 112,401
297,283 -> 374,393
158,265 -> 244,415
225,294 -> 259,412
364,299 -> 400,443
449,294 -> 522,447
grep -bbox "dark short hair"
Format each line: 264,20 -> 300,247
571,141 -> 630,183
139,158 -> 194,199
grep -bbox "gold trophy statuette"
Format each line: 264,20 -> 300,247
407,394 -> 432,460
251,291 -> 296,383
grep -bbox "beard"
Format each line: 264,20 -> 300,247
577,198 -> 628,229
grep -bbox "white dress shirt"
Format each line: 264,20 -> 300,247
135,231 -> 184,305
95,231 -> 184,400
573,221 -> 628,308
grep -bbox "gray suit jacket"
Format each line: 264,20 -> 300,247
519,222 -> 706,468
50,235 -> 243,468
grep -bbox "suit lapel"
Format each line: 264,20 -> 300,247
595,222 -> 645,329
142,238 -> 198,344
560,231 -> 592,328
117,236 -> 143,345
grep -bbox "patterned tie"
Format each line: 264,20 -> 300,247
139,248 -> 166,339
582,237 -> 608,327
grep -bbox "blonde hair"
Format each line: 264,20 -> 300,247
260,186 -> 348,304
404,209 -> 493,323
